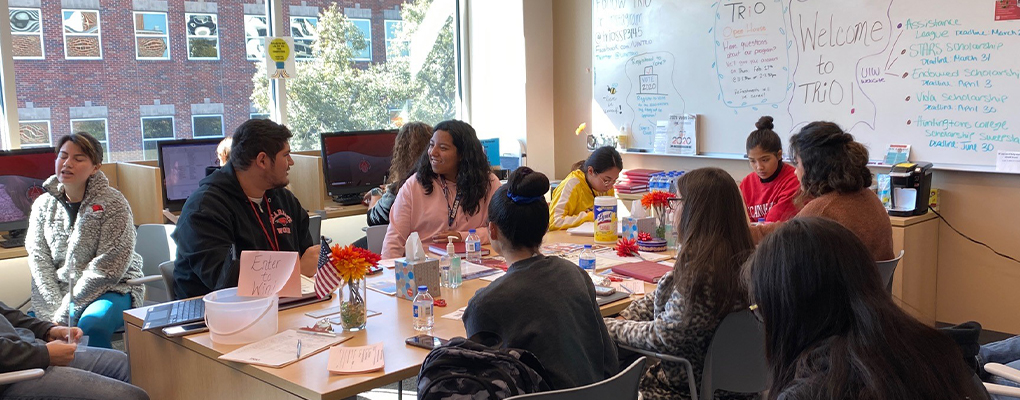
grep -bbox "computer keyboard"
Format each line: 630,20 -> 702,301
168,299 -> 205,325
332,193 -> 364,206
0,236 -> 25,248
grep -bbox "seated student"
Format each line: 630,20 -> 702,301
548,146 -> 622,231
204,136 -> 233,177
0,301 -> 149,400
740,116 -> 800,223
381,120 -> 500,258
462,167 -> 619,389
173,119 -> 319,299
605,167 -> 756,400
747,217 -> 989,400
26,133 -> 144,349
353,122 -> 432,249
750,121 -> 893,261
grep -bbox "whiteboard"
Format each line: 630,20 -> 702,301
592,0 -> 1020,169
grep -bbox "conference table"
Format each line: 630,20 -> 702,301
123,230 -> 664,400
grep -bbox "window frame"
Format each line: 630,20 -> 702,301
191,114 -> 224,138
244,14 -> 268,61
250,113 -> 270,120
349,17 -> 372,62
140,115 -> 176,160
133,11 -> 170,61
290,16 -> 318,61
61,8 -> 103,60
185,12 -> 219,60
384,19 -> 407,61
17,119 -> 51,147
69,117 -> 111,160
10,7 -> 45,60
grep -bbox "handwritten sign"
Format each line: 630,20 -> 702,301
238,251 -> 301,298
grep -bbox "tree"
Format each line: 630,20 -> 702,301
251,0 -> 457,151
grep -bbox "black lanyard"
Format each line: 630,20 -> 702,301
438,176 -> 461,227
248,196 -> 280,252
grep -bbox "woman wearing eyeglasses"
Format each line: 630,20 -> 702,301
605,167 -> 756,400
548,146 -> 622,231
747,217 -> 989,400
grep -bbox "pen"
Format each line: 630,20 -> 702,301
620,284 -> 634,294
297,329 -> 338,338
296,339 -> 302,359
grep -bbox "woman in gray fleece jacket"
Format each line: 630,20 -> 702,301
25,133 -> 143,349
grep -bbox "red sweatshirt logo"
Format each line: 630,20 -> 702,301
271,209 -> 293,235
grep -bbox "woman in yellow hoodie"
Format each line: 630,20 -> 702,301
549,146 -> 623,230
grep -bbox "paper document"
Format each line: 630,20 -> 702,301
997,151 -> 1020,173
460,261 -> 501,280
592,247 -> 672,264
612,280 -> 646,295
237,251 -> 301,297
481,271 -> 506,282
327,342 -> 385,374
442,306 -> 468,320
219,329 -> 349,368
566,222 -> 623,236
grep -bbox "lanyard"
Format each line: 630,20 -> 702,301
248,196 -> 280,252
438,176 -> 461,228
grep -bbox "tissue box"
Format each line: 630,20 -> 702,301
622,216 -> 657,240
394,257 -> 441,300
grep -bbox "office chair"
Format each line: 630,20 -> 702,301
617,309 -> 766,400
159,260 -> 177,301
366,225 -> 388,255
0,369 -> 44,385
876,250 -> 905,294
984,362 -> 1020,398
505,357 -> 647,400
126,224 -> 177,304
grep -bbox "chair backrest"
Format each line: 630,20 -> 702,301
877,250 -> 906,293
135,224 -> 177,303
309,213 -> 323,245
159,260 -> 177,301
505,357 -> 647,400
366,224 -> 387,254
701,309 -> 768,398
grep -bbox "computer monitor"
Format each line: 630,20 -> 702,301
0,147 -> 56,236
479,138 -> 500,167
320,130 -> 397,205
158,138 -> 222,212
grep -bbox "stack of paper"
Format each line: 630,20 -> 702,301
327,343 -> 385,374
219,330 -> 350,368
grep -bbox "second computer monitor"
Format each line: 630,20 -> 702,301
320,130 -> 397,204
158,138 -> 222,212
0,147 -> 56,233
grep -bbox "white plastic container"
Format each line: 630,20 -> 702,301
203,288 -> 279,345
594,196 -> 618,244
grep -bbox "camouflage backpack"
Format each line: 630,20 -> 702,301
417,332 -> 552,400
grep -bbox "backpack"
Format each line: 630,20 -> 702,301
417,332 -> 552,400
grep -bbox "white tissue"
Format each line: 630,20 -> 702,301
405,232 -> 427,261
630,200 -> 648,218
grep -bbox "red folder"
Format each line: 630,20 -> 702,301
611,261 -> 673,283
428,241 -> 490,257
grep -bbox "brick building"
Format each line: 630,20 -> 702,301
12,0 -> 407,161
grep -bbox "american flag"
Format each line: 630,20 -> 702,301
313,238 -> 341,299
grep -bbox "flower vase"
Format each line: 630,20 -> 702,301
653,205 -> 668,239
338,278 -> 367,331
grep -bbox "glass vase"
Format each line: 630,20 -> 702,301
653,206 -> 668,239
338,278 -> 368,331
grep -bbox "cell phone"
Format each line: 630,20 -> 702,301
405,335 -> 449,350
594,285 -> 616,296
162,322 -> 209,337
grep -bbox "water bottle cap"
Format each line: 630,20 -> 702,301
469,229 -> 476,233
584,244 -> 592,249
418,285 -> 428,292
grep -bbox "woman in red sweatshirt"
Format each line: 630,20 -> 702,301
739,116 -> 800,223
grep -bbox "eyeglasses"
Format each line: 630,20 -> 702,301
598,175 -> 617,186
666,197 -> 682,211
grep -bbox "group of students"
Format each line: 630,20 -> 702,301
3,116 -> 1018,400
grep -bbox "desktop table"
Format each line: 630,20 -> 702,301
123,230 -> 660,400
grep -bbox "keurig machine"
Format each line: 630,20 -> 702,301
888,162 -> 933,216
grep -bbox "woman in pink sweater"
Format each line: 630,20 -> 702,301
382,120 -> 500,258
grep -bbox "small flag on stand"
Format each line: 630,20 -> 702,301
314,238 -> 341,298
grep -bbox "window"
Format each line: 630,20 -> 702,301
62,9 -> 102,59
134,12 -> 169,60
349,18 -> 371,61
250,113 -> 270,120
186,13 -> 218,60
291,17 -> 318,60
10,8 -> 44,59
244,15 -> 267,60
70,118 -> 110,160
141,116 -> 175,160
192,115 -> 223,138
384,20 -> 407,60
18,120 -> 50,147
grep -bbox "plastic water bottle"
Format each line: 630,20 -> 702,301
579,244 -> 596,273
412,286 -> 434,333
465,229 -> 481,263
449,256 -> 463,288
649,173 -> 660,191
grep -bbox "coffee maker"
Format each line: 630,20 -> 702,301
888,162 -> 933,216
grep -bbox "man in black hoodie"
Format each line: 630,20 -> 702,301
172,119 -> 318,299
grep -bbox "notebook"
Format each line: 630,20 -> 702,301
427,241 -> 491,257
611,261 -> 673,283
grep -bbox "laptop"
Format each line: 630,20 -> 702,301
142,275 -> 330,331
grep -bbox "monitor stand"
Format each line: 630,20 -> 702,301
332,193 -> 364,206
0,229 -> 26,249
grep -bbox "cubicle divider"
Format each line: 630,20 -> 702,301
117,161 -> 165,226
290,154 -> 327,212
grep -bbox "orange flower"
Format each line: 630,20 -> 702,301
641,190 -> 673,208
328,244 -> 381,282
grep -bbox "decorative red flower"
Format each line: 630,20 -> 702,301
637,232 -> 652,241
615,238 -> 639,257
641,191 -> 673,208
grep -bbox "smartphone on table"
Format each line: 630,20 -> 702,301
406,335 -> 449,350
162,322 -> 209,337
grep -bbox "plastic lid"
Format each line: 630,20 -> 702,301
758,218 -> 765,222
418,285 -> 428,291
469,229 -> 476,233
584,244 -> 592,249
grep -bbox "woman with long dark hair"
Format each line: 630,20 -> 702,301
462,167 -> 618,390
381,120 -> 500,258
750,121 -> 893,261
748,217 -> 988,400
605,167 -> 755,400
